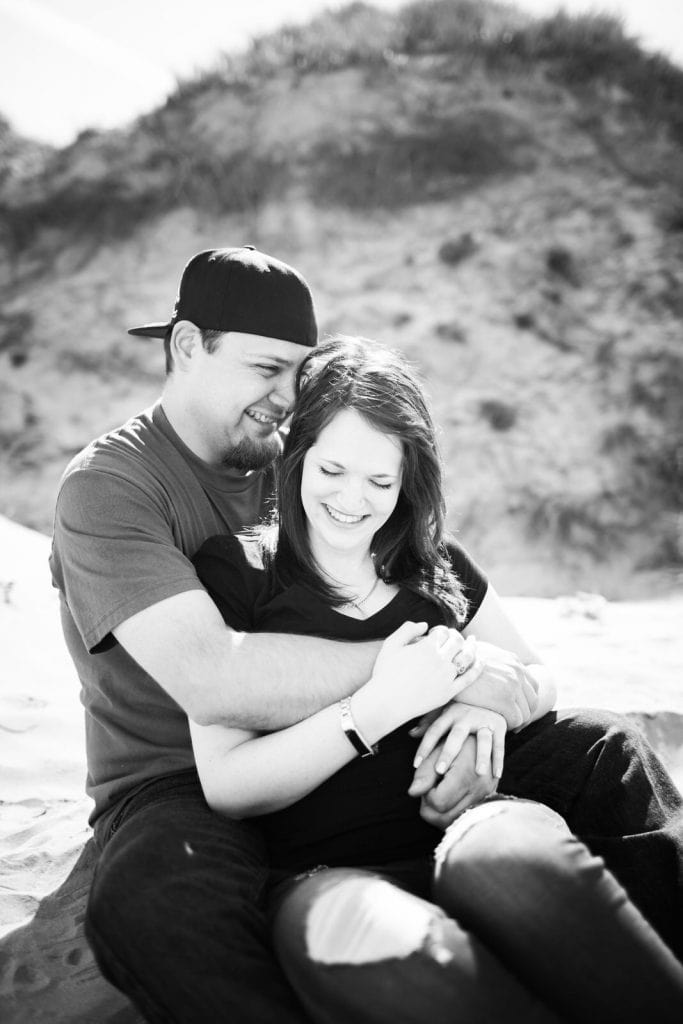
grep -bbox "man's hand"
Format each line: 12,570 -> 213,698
408,734 -> 498,829
413,703 -> 506,779
457,640 -> 538,730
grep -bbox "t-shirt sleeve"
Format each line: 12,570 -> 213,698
192,534 -> 261,632
51,467 -> 203,652
445,536 -> 489,627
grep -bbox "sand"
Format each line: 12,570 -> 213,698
1,514 -> 682,1023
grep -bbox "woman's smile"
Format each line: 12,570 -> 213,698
322,503 -> 369,526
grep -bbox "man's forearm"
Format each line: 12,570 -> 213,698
457,662 -> 556,728
518,665 -> 556,724
210,630 -> 382,730
114,590 -> 382,731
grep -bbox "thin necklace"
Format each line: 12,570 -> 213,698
338,575 -> 380,615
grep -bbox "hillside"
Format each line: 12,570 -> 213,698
1,0 -> 682,596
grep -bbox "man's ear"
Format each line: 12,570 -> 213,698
170,320 -> 201,370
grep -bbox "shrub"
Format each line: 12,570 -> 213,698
397,0 -> 525,56
435,322 -> 467,343
546,246 -> 581,287
438,233 -> 477,265
479,399 -> 516,431
484,11 -> 683,146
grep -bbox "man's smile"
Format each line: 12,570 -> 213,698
246,408 -> 282,426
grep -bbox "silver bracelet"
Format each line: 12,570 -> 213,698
339,697 -> 376,758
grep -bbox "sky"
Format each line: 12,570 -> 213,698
1,0 -> 682,147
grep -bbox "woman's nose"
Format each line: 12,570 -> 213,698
337,478 -> 365,511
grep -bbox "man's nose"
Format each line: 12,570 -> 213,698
269,373 -> 297,412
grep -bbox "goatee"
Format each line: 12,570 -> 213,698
221,434 -> 282,472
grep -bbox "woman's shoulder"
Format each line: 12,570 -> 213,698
196,530 -> 266,571
442,533 -> 489,620
193,531 -> 269,629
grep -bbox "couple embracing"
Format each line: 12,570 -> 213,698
50,246 -> 683,1022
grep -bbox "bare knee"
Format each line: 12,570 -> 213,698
274,869 -> 459,970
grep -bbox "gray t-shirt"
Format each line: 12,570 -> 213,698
49,401 -> 275,836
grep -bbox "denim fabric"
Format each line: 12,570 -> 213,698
500,708 -> 683,960
272,800 -> 683,1024
85,709 -> 683,1022
86,770 -> 310,1024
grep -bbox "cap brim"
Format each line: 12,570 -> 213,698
127,322 -> 171,339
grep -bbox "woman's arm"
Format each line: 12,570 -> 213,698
190,621 -> 467,818
459,586 -> 557,726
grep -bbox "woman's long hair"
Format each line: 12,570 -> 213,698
259,336 -> 468,625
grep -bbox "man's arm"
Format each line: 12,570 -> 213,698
113,590 -> 381,729
409,587 -> 558,829
458,586 -> 556,728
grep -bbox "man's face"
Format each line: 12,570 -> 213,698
181,331 -> 309,469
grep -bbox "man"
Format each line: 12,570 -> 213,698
50,246 -> 683,1023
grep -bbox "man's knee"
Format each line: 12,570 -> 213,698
87,805 -> 268,948
556,707 -> 645,752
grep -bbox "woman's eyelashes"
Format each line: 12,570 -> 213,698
318,466 -> 394,489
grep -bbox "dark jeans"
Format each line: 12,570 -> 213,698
86,771 -> 309,1024
85,709 -> 683,1023
271,801 -> 683,1023
502,708 -> 683,960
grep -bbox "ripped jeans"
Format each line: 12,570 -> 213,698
269,799 -> 683,1024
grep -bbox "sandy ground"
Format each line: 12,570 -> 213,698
1,514 -> 682,1022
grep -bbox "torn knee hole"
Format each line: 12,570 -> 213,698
304,877 -> 444,965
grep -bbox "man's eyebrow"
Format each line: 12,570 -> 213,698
244,351 -> 297,367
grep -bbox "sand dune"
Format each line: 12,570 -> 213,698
1,514 -> 681,1022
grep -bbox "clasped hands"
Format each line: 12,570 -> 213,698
408,625 -> 539,829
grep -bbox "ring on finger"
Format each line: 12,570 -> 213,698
453,654 -> 472,676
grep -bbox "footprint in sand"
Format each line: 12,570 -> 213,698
0,696 -> 47,734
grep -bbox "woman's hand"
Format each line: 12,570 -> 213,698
413,703 -> 507,779
356,621 -> 470,736
409,734 -> 499,827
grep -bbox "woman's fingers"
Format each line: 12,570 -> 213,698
408,708 -> 441,739
434,726 -> 469,775
438,628 -> 464,663
429,624 -> 456,647
382,620 -> 428,651
452,635 -> 476,676
413,707 -> 457,766
492,725 -> 505,779
452,653 -> 483,692
475,727 -> 494,776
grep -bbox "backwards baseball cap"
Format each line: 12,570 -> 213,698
127,245 -> 317,347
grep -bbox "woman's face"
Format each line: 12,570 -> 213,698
300,408 -> 403,561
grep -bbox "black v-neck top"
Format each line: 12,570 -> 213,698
193,533 -> 488,871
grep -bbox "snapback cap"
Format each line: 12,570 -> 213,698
128,246 -> 317,348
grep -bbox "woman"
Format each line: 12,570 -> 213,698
191,337 -> 683,1022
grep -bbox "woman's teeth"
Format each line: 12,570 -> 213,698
323,504 -> 365,524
